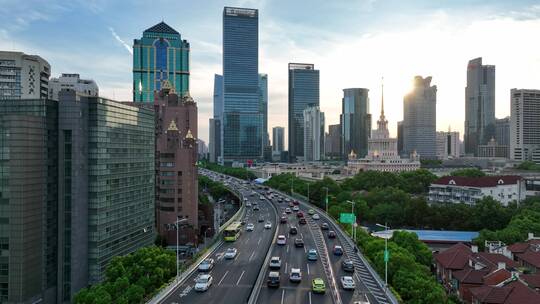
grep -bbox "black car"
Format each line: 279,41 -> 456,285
299,218 -> 307,225
253,206 -> 260,211
289,226 -> 298,235
294,238 -> 304,247
258,217 -> 265,222
342,259 -> 355,272
320,223 -> 329,230
328,230 -> 336,238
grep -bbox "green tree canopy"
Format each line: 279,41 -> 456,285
449,168 -> 486,177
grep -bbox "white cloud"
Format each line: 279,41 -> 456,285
109,27 -> 133,55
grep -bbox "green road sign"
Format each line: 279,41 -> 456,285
340,213 -> 356,224
384,249 -> 390,262
325,196 -> 328,204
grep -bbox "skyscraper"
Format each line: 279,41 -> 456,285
49,73 -> 98,100
464,57 -> 495,155
397,121 -> 404,156
325,124 -> 342,158
495,116 -> 510,147
0,51 -> 50,100
133,22 -> 190,102
510,89 -> 540,164
259,73 -> 269,147
340,88 -> 371,158
436,131 -> 461,159
272,126 -> 285,152
403,76 -> 437,159
209,74 -> 223,163
303,106 -> 325,161
288,63 -> 320,162
222,7 -> 262,163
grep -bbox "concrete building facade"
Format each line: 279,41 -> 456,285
510,89 -> 540,164
303,106 -> 325,161
49,73 -> 98,100
0,51 -> 50,100
436,131 -> 461,159
325,124 -> 341,158
272,126 -> 285,153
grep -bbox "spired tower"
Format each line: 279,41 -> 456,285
367,79 -> 399,160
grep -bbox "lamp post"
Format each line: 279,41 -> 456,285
174,218 -> 188,278
290,178 -> 294,194
376,222 -> 390,289
322,187 -> 329,214
345,200 -> 356,243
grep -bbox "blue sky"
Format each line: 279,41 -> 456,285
2,0 -> 540,145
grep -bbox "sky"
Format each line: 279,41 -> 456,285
2,0 -> 540,146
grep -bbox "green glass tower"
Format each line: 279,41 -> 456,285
133,21 -> 190,102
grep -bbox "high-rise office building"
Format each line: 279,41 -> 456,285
0,99 -> 58,304
495,116 -> 510,147
397,121 -> 404,156
209,74 -> 223,163
57,90 -> 155,296
222,7 -> 262,163
154,82 -> 199,246
403,76 -> 437,159
436,131 -> 461,159
340,88 -> 371,158
133,22 -> 190,102
510,89 -> 540,164
0,51 -> 50,100
272,126 -> 285,152
288,63 -> 320,162
464,57 -> 496,155
49,73 -> 98,100
325,124 -> 341,158
303,106 -> 325,161
259,73 -> 269,147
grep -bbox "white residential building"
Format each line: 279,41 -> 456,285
48,73 -> 98,100
428,176 -> 526,206
510,89 -> 540,164
436,131 -> 461,159
0,51 -> 50,100
303,106 -> 325,161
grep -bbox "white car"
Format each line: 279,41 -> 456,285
246,223 -> 255,231
340,276 -> 356,290
194,274 -> 213,292
264,221 -> 272,229
312,213 -> 320,220
289,268 -> 302,282
198,258 -> 215,272
292,206 -> 299,212
277,235 -> 286,245
246,202 -> 252,207
269,256 -> 281,269
224,248 -> 238,259
285,208 -> 292,214
259,196 -> 264,200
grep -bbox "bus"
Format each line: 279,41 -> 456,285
223,222 -> 242,241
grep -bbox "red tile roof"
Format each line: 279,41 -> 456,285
432,175 -> 523,187
435,243 -> 472,270
484,269 -> 512,286
453,267 -> 488,284
521,274 -> 540,289
473,252 -> 519,270
507,242 -> 530,254
470,280 -> 540,304
516,251 -> 540,268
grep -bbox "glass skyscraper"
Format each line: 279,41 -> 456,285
133,22 -> 190,102
288,63 -> 319,162
341,88 -> 371,158
222,7 -> 262,162
259,73 -> 268,147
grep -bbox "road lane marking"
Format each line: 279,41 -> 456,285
300,232 -> 304,238
257,237 -> 261,245
309,291 -> 312,304
286,245 -> 289,253
236,270 -> 245,285
218,270 -> 229,285
249,251 -> 256,262
285,262 -> 288,274
307,263 -> 310,275
304,246 -> 307,253
281,289 -> 285,304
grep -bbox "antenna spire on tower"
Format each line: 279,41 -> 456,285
381,76 -> 385,117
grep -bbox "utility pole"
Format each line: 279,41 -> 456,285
323,187 -> 329,214
376,222 -> 390,289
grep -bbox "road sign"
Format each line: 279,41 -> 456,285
340,213 -> 356,224
384,249 -> 390,262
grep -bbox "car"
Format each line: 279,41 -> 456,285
269,256 -> 281,269
224,248 -> 238,259
280,216 -> 287,224
308,209 -> 315,215
246,202 -> 252,207
198,258 -> 215,272
241,219 -> 246,225
277,235 -> 287,245
342,259 -> 355,272
289,268 -> 302,282
243,197 -> 248,202
288,202 -> 294,207
194,274 -> 213,292
333,245 -> 344,256
312,214 -> 320,220
294,238 -> 304,247
267,271 -> 280,287
312,278 -> 326,294
285,208 -> 291,214
258,217 -> 265,222
297,211 -> 304,218
278,198 -> 283,203
259,196 -> 264,200
253,206 -> 260,211
355,294 -> 371,304
321,223 -> 329,230
299,218 -> 307,225
289,226 -> 298,235
246,223 -> 255,231
293,200 -> 299,206
285,198 -> 291,202
340,276 -> 356,290
328,230 -> 336,238
307,249 -> 318,261
264,221 -> 272,229
292,206 -> 299,212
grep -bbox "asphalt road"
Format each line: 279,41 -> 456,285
160,183 -> 277,304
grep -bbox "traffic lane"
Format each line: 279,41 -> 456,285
162,193 -> 275,304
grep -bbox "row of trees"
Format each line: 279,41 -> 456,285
74,246 -> 177,304
199,161 -> 257,180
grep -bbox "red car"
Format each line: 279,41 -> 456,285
297,211 -> 304,218
293,200 -> 300,206
299,218 -> 307,225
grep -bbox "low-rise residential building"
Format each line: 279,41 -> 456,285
428,176 -> 526,206
470,279 -> 540,304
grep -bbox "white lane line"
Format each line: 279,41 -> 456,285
257,237 -> 261,246
300,232 -> 304,239
285,262 -> 288,274
281,289 -> 285,304
308,291 -> 312,304
304,246 -> 307,253
236,270 -> 245,285
286,245 -> 289,253
306,263 -> 310,275
249,251 -> 256,262
218,270 -> 229,285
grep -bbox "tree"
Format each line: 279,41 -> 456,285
449,168 -> 485,177
516,161 -> 540,171
399,169 -> 438,194
391,231 -> 432,267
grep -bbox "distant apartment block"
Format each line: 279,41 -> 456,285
436,131 -> 460,159
510,89 -> 540,164
0,51 -> 50,100
49,73 -> 98,100
303,106 -> 325,161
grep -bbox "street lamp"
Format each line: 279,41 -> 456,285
174,218 -> 188,278
376,222 -> 390,289
290,178 -> 294,194
322,187 -> 329,214
345,200 -> 356,243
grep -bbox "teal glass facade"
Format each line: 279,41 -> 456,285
133,22 -> 190,102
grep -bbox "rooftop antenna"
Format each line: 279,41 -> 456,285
381,76 -> 384,117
